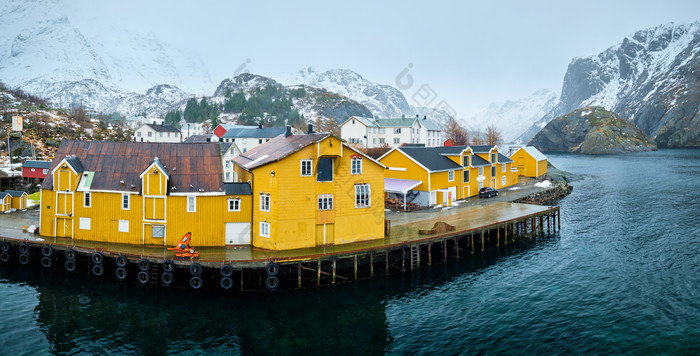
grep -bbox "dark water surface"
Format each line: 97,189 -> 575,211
1,149 -> 699,355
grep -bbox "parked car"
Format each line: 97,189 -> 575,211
479,187 -> 498,198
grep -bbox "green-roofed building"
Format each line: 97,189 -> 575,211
340,115 -> 443,148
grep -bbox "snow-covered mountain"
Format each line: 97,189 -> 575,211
468,89 -> 558,142
0,0 -> 208,115
520,21 -> 700,147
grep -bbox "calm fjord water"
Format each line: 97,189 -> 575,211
1,149 -> 698,355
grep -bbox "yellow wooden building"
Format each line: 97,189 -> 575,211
379,145 -> 514,206
6,190 -> 28,210
233,129 -> 386,251
39,141 -> 252,247
510,146 -> 548,178
1,192 -> 11,212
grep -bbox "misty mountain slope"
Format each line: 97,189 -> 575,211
468,89 -> 558,142
520,21 -> 700,147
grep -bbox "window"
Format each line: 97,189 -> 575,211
242,138 -> 247,144
147,131 -> 152,137
491,153 -> 496,163
225,172 -> 231,181
351,157 -> 362,175
84,192 -> 91,207
152,225 -> 164,238
379,128 -> 385,134
187,196 -> 196,212
355,184 -> 371,208
159,132 -> 163,137
394,128 -> 401,134
31,168 -> 35,172
479,167 -> 484,176
373,138 -> 377,144
502,163 -> 506,172
259,139 -> 263,144
167,132 -> 170,137
300,160 -> 312,176
394,138 -> 400,144
260,193 -> 270,212
491,166 -> 496,177
119,220 -> 129,233
478,181 -> 484,189
260,222 -> 270,237
317,158 -> 333,182
225,161 -> 231,168
463,170 -> 470,182
318,194 -> 333,210
379,138 -> 385,144
448,170 -> 454,182
122,194 -> 130,210
463,155 -> 470,167
349,138 -> 359,144
79,217 -> 91,230
228,198 -> 241,211
137,132 -> 142,137
502,176 -> 506,186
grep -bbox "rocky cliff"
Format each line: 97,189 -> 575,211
520,22 -> 700,148
529,107 -> 657,154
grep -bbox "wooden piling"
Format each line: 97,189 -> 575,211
332,259 -> 336,284
354,255 -> 358,280
298,262 -> 302,288
481,231 -> 485,252
471,234 -> 475,255
428,243 -> 432,265
370,253 -> 374,277
454,238 -> 459,258
317,259 -> 321,286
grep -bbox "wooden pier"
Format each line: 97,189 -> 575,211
0,202 -> 561,292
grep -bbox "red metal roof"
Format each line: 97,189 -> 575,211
41,141 -> 224,193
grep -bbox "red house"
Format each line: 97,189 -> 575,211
22,160 -> 52,179
443,138 -> 455,147
213,124 -> 240,139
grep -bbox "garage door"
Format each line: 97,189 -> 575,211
225,223 -> 251,245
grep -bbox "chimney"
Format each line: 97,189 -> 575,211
416,114 -> 419,118
307,123 -> 314,134
285,125 -> 292,137
423,115 -> 427,120
258,124 -> 262,129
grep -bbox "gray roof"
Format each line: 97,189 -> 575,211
224,182 -> 252,195
143,123 -> 180,133
22,160 -> 52,169
470,145 -> 496,153
64,156 -> 85,174
183,135 -> 213,143
5,190 -> 27,197
471,155 -> 491,167
497,153 -> 513,163
398,147 -> 463,171
233,133 -> 330,170
221,127 -> 286,139
419,118 -> 442,131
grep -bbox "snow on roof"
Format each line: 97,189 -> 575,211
521,146 -> 547,161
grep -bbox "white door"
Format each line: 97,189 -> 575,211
225,223 -> 251,245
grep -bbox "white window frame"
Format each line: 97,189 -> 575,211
491,153 -> 496,163
502,163 -> 506,172
394,128 -> 401,134
318,194 -> 333,210
43,169 -> 48,174
225,172 -> 231,181
187,196 -> 196,212
379,128 -> 385,134
79,217 -> 91,230
152,225 -> 165,238
491,166 -> 496,177
448,170 -> 454,182
479,167 -> 484,176
260,221 -> 270,237
502,176 -> 506,186
122,193 -> 130,210
351,158 -> 362,175
478,181 -> 484,189
379,138 -> 385,144
300,159 -> 312,176
84,192 -> 91,208
355,184 -> 371,208
260,193 -> 270,212
228,198 -> 241,212
463,170 -> 470,182
394,138 -> 400,144
118,220 -> 129,233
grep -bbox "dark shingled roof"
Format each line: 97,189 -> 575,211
224,182 -> 252,195
5,190 -> 27,197
471,155 -> 491,167
233,133 -> 329,170
469,145 -> 496,153
221,127 -> 286,139
398,147 -> 463,172
64,156 -> 85,174
41,141 -> 224,193
497,153 -> 513,163
144,123 -> 180,133
22,160 -> 52,169
183,135 -> 213,143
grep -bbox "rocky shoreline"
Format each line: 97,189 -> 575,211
512,181 -> 573,205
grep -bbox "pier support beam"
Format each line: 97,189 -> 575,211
298,262 -> 302,288
332,259 -> 336,284
317,259 -> 321,286
370,253 -> 374,277
481,231 -> 485,252
428,243 -> 432,265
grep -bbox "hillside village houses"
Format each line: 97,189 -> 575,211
340,115 -> 443,148
180,121 -> 207,140
134,122 -> 182,143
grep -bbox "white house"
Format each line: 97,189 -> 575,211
134,123 -> 181,143
340,115 -> 443,148
220,125 -> 286,152
180,122 -> 206,140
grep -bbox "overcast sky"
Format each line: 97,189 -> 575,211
64,0 -> 699,117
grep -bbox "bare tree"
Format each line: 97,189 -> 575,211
444,116 -> 469,145
485,124 -> 503,146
